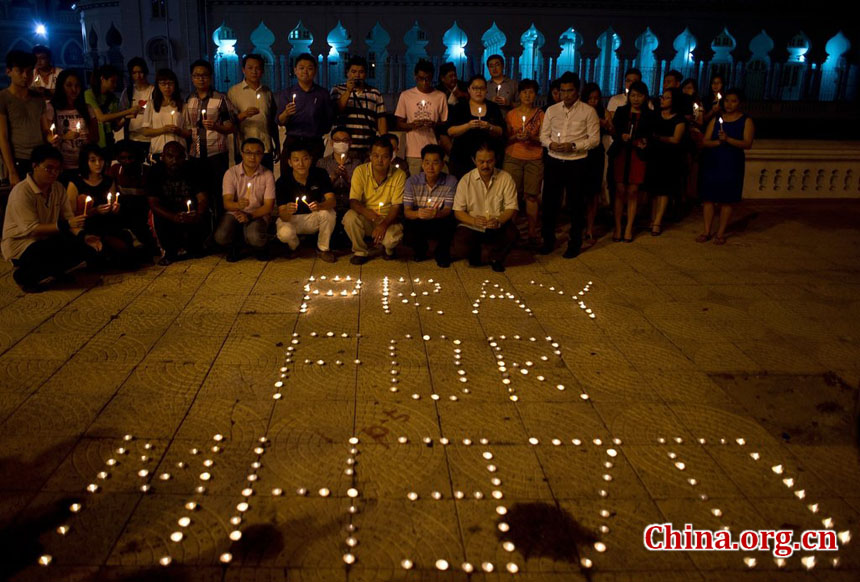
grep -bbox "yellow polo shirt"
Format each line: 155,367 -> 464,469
348,162 -> 405,216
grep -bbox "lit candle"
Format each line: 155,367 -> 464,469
245,181 -> 252,199
716,92 -> 722,101
477,106 -> 483,120
521,115 -> 526,131
497,84 -> 502,94
107,192 -> 113,205
49,123 -> 55,138
75,121 -> 81,132
693,102 -> 699,114
378,201 -> 384,214
420,99 -> 426,108
115,191 -> 120,205
292,93 -> 297,103
301,195 -> 308,207
186,199 -> 192,213
256,92 -> 261,102
84,195 -> 92,214
201,108 -> 207,121
339,153 -> 346,165
718,116 -> 724,133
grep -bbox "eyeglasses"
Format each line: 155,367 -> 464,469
415,75 -> 433,83
242,150 -> 264,157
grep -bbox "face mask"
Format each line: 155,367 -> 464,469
332,142 -> 349,155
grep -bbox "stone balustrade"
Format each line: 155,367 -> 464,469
745,140 -> 860,198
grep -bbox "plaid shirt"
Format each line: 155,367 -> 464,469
184,91 -> 234,158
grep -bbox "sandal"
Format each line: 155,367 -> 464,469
695,233 -> 712,243
713,236 -> 727,245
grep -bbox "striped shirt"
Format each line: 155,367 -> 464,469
184,91 -> 234,158
330,83 -> 385,153
403,172 -> 458,209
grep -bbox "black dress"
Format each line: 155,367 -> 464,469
647,113 -> 687,198
446,100 -> 506,179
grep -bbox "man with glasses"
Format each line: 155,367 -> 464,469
486,55 -> 517,114
227,54 -> 279,170
215,138 -> 275,262
185,60 -> 235,219
331,55 -> 386,159
395,59 -> 448,177
2,145 -> 100,291
539,71 -> 600,258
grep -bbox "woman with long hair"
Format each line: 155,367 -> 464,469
581,82 -> 612,245
141,68 -> 188,160
119,57 -> 154,157
608,81 -> 656,242
44,69 -> 98,184
84,65 -> 141,148
698,89 -> 754,245
701,74 -> 724,127
446,75 -> 505,178
648,88 -> 687,235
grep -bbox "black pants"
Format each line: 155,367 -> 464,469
453,223 -> 519,264
542,156 -> 588,248
404,216 -> 455,260
192,153 -> 230,219
11,233 -> 93,288
152,214 -> 210,258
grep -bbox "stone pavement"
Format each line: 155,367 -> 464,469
0,200 -> 859,582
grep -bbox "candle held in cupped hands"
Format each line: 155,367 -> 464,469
718,117 -> 724,134
186,199 -> 192,213
83,195 -> 93,215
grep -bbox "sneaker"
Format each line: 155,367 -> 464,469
350,254 -> 369,265
382,250 -> 396,261
490,260 -> 506,272
317,249 -> 336,263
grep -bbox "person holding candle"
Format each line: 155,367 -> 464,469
108,140 -> 157,255
316,127 -> 362,247
446,75 -> 506,180
1,51 -> 47,186
343,137 -> 405,264
702,74 -> 725,127
215,138 -> 275,262
147,141 -> 210,265
503,79 -> 544,247
66,144 -> 135,265
698,88 -> 754,245
278,53 -> 333,162
228,54 -> 279,170
44,70 -> 98,185
608,80 -> 656,243
648,88 -> 687,236
395,60 -> 449,177
485,55 -> 518,114
451,143 -> 519,272
437,62 -> 466,107
539,71 -> 600,256
2,145 -> 100,291
30,46 -> 62,100
581,83 -> 612,247
680,78 -> 705,210
118,57 -> 154,158
84,65 -> 141,149
607,68 -> 642,120
185,60 -> 235,220
275,140 -> 337,262
384,133 -> 410,179
402,144 -> 458,267
140,69 -> 187,162
330,55 -> 387,159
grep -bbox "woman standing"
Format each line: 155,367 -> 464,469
701,74 -> 724,127
119,57 -> 154,158
503,79 -> 544,246
141,69 -> 188,161
648,88 -> 687,235
698,89 -> 754,245
609,81 -> 655,242
44,70 -> 98,185
84,65 -> 141,148
581,83 -> 612,246
446,75 -> 505,178
67,144 -> 134,264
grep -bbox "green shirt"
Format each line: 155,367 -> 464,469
84,88 -> 118,148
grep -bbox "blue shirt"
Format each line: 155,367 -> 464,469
279,83 -> 334,138
403,172 -> 458,209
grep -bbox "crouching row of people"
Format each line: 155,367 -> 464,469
216,136 -> 519,272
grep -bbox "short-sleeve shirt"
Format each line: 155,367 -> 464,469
0,89 -> 46,160
349,162 -> 405,216
394,87 -> 448,158
222,164 -> 276,218
452,168 -> 518,232
275,167 -> 334,215
2,175 -> 73,261
119,84 -> 154,142
227,82 -> 278,153
141,101 -> 187,155
185,91 -> 234,158
403,172 -> 458,209
146,163 -> 206,213
279,84 -> 334,139
330,83 -> 385,153
44,104 -> 95,169
505,108 -> 544,160
487,78 -> 518,113
84,89 -> 119,148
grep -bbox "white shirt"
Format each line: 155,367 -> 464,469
453,168 -> 518,232
539,100 -> 600,161
141,101 -> 187,155
222,164 -> 276,219
121,84 -> 155,142
227,81 -> 277,153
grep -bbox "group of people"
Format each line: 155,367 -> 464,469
1,46 -> 754,292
